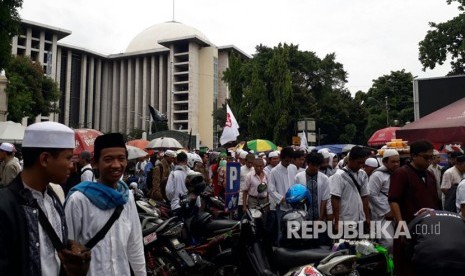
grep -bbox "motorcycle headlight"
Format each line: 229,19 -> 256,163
161,222 -> 184,237
329,259 -> 357,275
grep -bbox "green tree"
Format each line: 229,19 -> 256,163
5,55 -> 60,122
223,43 -> 354,146
0,0 -> 23,71
363,70 -> 414,139
419,0 -> 465,74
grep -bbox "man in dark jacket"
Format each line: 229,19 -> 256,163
0,122 -> 90,275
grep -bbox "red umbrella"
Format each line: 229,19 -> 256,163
74,128 -> 103,155
127,139 -> 154,156
367,127 -> 400,146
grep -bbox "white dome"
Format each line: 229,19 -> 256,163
126,21 -> 211,53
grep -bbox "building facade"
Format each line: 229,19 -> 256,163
10,19 -> 249,148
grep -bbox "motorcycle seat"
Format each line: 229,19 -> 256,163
272,247 -> 332,269
205,219 -> 240,234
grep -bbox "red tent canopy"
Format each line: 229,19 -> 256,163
396,97 -> 465,144
367,127 -> 400,146
74,129 -> 103,155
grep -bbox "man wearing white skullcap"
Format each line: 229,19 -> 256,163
0,142 -> 21,186
363,157 -> 379,178
0,122 -> 90,275
367,148 -> 400,253
264,151 -> 280,176
428,149 -> 443,200
318,149 -> 334,177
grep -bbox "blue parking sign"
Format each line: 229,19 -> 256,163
225,162 -> 241,212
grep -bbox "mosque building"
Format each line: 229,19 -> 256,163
8,19 -> 249,148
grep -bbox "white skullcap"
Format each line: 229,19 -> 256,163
268,151 -> 279,158
318,149 -> 330,159
433,149 -> 440,155
258,152 -> 266,157
164,150 -> 177,158
22,122 -> 74,149
365,157 -> 379,168
129,182 -> 138,189
239,151 -> 248,159
0,142 -> 15,152
383,149 -> 399,158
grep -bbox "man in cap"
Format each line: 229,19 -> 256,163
367,149 -> 400,252
264,151 -> 280,176
165,151 -> 190,214
78,151 -> 94,182
0,142 -> 21,186
0,122 -> 90,275
363,157 -> 379,178
428,150 -> 442,199
318,149 -> 334,177
149,149 -> 176,201
65,133 -> 146,275
239,153 -> 255,217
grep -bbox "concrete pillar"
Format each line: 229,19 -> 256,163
142,56 -> 148,133
64,50 -> 72,126
51,34 -> 58,79
101,62 -> 109,132
111,61 -> 119,132
150,56 -> 157,109
39,31 -> 45,64
79,54 -> 87,127
11,36 -> 18,55
158,55 -> 164,115
94,60 -> 102,130
25,28 -> 31,56
87,57 -> 95,128
119,60 -> 126,132
134,58 -> 140,129
55,47 -> 62,122
126,59 -> 133,133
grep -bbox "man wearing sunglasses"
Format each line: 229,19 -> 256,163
388,140 -> 441,276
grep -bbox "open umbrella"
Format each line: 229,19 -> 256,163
368,127 -> 400,146
74,128 -> 103,155
247,139 -> 277,152
0,121 -> 26,143
126,145 -> 148,160
147,137 -> 183,149
127,139 -> 149,150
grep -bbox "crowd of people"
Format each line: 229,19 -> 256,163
1,121 -> 465,276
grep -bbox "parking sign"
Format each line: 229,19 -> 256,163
225,162 -> 241,212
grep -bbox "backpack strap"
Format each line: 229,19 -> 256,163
342,168 -> 362,195
85,205 -> 124,249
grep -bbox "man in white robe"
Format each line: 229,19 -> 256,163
65,133 -> 146,276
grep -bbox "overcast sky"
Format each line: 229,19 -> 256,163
19,0 -> 459,94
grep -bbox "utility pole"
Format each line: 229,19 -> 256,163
385,96 -> 389,126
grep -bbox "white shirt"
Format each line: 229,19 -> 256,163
80,164 -> 95,182
239,165 -> 254,206
268,162 -> 290,211
295,171 -> 332,215
243,171 -> 268,197
456,179 -> 465,213
25,185 -> 63,276
165,165 -> 189,210
65,191 -> 146,276
441,166 -> 464,190
329,167 -> 368,222
367,167 -> 391,221
428,164 -> 443,199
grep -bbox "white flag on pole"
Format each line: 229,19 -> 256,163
220,104 -> 240,145
299,130 -> 308,150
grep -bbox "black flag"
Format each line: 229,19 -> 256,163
148,105 -> 167,122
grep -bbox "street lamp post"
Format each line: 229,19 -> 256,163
385,96 -> 389,126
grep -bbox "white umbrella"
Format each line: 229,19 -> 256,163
0,121 -> 26,143
147,137 -> 183,149
126,145 -> 148,160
